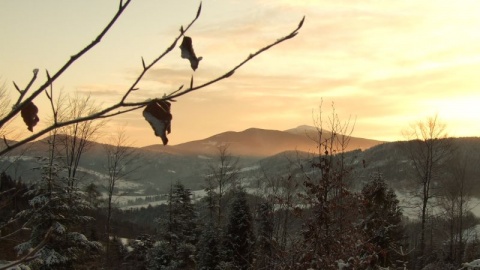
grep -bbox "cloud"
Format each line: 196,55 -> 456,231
76,86 -> 122,98
64,0 -> 480,145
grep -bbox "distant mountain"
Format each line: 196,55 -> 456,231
255,137 -> 480,195
284,124 -> 320,135
142,125 -> 384,157
284,125 -> 384,152
2,127 -> 480,201
0,125 -> 383,194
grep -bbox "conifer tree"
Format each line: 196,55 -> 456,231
0,172 -> 31,263
224,189 -> 255,270
14,134 -> 101,269
126,234 -> 154,270
0,172 -> 30,222
155,181 -> 198,269
255,202 -> 274,270
146,240 -> 177,270
296,105 -> 379,269
197,221 -> 220,270
361,173 -> 404,268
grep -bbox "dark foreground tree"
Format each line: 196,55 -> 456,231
297,103 -> 378,269
162,182 -> 198,269
223,189 -> 255,270
197,221 -> 220,270
361,173 -> 404,268
0,172 -> 31,263
145,182 -> 198,269
13,134 -> 101,269
254,202 -> 274,270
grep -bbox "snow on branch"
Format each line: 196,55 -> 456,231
0,227 -> 53,270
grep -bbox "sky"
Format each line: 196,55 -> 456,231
1,0 -> 480,147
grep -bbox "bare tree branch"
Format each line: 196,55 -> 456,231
44,77 -> 59,124
13,69 -> 39,108
0,0 -> 133,130
167,16 -> 306,100
0,3 -> 304,156
119,3 -> 203,104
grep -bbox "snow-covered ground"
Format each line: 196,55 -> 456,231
106,164 -> 480,222
396,191 -> 480,220
469,198 -> 480,217
2,155 -> 35,162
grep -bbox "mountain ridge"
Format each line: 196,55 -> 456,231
2,126 -> 480,198
141,125 -> 384,157
0,125 -> 384,193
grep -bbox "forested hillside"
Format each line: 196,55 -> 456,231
1,126 -> 480,269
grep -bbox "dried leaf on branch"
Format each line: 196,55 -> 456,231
179,36 -> 203,71
143,100 -> 172,145
20,102 -> 39,132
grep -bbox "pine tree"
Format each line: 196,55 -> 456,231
197,221 -> 220,270
0,172 -> 30,225
154,181 -> 198,269
224,189 -> 255,270
84,182 -> 103,208
299,152 -> 371,269
255,202 -> 274,270
124,234 -> 154,270
14,136 -> 101,269
0,172 -> 31,262
146,240 -> 177,270
361,173 -> 404,268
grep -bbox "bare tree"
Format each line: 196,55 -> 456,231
266,172 -> 298,250
255,153 -> 302,251
103,128 -> 139,266
296,103 -> 366,268
402,114 -> 453,266
0,1 -> 304,156
438,146 -> 478,265
204,144 -> 239,228
56,94 -> 106,195
310,101 -> 355,188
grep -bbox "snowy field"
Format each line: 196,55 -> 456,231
118,188 -> 480,225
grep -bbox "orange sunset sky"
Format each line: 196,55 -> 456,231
1,0 -> 480,147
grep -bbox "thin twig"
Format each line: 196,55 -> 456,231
0,9 -> 305,156
167,84 -> 184,97
119,2 -> 203,104
0,0 -> 133,130
2,136 -> 9,148
13,69 -> 39,108
167,16 -> 306,99
44,74 -> 58,124
96,105 -> 144,119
